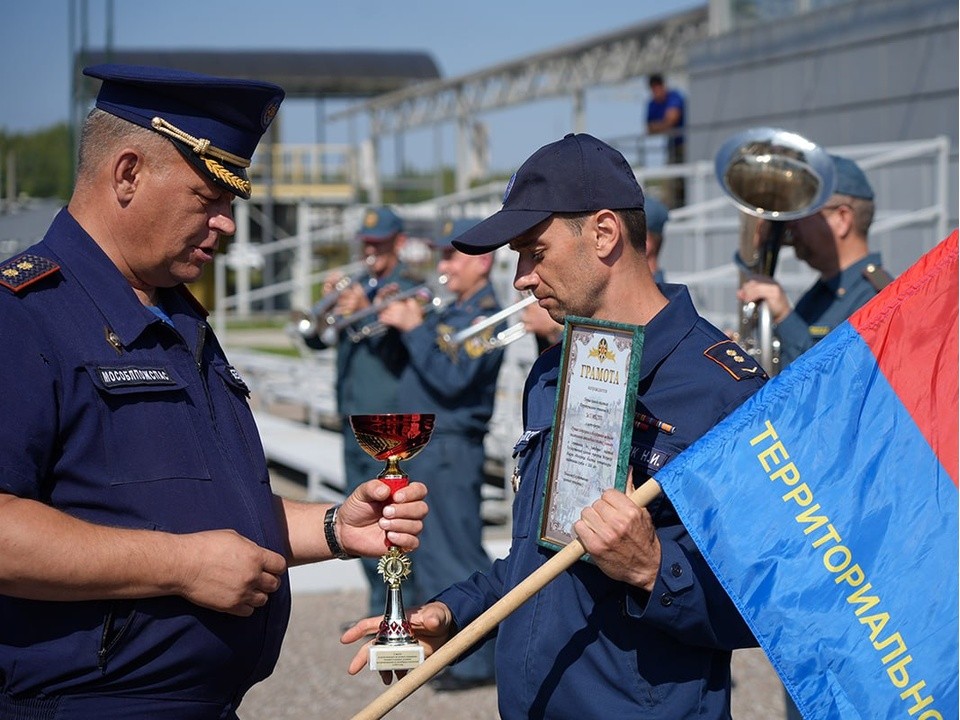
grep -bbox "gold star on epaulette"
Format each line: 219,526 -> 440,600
703,340 -> 767,380
0,254 -> 60,293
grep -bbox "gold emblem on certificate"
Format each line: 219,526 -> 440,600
538,318 -> 643,552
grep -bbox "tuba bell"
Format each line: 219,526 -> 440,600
714,127 -> 836,376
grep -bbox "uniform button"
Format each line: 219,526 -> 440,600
671,563 -> 683,578
660,593 -> 673,607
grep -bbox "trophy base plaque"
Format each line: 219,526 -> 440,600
369,643 -> 425,671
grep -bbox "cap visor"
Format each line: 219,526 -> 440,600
452,209 -> 553,255
171,142 -> 251,199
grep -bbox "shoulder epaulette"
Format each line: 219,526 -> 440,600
703,340 -> 767,381
0,253 -> 60,293
862,263 -> 894,293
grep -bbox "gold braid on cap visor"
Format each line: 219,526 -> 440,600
151,116 -> 252,196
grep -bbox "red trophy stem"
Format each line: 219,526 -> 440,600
380,477 -> 409,548
379,477 -> 409,495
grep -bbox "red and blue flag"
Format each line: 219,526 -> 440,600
655,232 -> 958,719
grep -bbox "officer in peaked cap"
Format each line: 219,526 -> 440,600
344,133 -> 767,716
739,152 -> 893,366
0,65 -> 427,717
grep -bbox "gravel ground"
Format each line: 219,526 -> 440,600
238,589 -> 789,720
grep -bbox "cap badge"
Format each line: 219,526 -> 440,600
261,97 -> 281,130
442,221 -> 453,236
364,211 -> 379,228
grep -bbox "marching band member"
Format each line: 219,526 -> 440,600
737,155 -> 892,366
304,206 -> 421,617
375,218 -> 503,691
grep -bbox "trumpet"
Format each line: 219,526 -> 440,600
323,284 -> 443,345
295,257 -> 375,340
441,295 -> 539,351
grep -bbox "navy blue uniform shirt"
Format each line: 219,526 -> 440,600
397,281 -> 504,436
776,252 -> 888,365
0,210 -> 290,719
435,284 -> 766,720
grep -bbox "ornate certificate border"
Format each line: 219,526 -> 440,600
538,316 -> 644,553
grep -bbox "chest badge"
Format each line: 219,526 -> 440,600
105,327 -> 124,355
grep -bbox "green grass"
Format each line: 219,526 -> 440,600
224,316 -> 288,331
248,345 -> 302,358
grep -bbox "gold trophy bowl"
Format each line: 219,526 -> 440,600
349,413 -> 435,671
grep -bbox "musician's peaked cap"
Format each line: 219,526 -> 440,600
357,206 -> 404,241
453,133 -> 644,255
83,63 -> 285,200
645,195 -> 669,235
830,155 -> 874,201
434,218 -> 481,249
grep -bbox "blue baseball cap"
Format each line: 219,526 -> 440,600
831,155 -> 874,201
645,196 -> 669,235
83,64 -> 284,200
433,218 -> 482,248
356,207 -> 404,241
453,133 -> 645,255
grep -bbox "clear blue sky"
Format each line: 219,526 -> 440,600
0,0 -> 701,173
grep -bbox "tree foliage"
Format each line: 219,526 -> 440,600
0,123 -> 74,201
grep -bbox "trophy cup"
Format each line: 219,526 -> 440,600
349,413 -> 435,671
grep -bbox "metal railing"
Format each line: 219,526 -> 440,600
214,135 -> 952,336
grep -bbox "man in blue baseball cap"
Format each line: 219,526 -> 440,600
344,133 -> 767,718
738,153 -> 893,365
0,65 -> 428,718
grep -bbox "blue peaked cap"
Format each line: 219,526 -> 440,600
83,63 -> 284,199
433,218 -> 482,248
830,155 -> 874,201
453,133 -> 644,254
357,207 -> 404,241
645,196 -> 669,235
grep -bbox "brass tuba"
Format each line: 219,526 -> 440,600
714,127 -> 836,376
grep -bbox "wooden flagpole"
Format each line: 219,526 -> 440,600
350,479 -> 662,720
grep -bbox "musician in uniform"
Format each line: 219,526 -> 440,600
303,206 -> 421,617
644,194 -> 670,284
738,155 -> 893,366
344,133 -> 767,718
0,64 -> 427,718
375,218 -> 503,690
